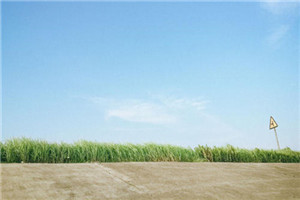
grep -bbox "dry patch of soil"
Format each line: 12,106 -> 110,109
1,162 -> 299,199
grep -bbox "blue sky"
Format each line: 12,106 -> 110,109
2,2 -> 299,150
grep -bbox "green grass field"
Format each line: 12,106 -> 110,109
1,138 -> 299,163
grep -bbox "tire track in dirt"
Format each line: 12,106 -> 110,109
96,163 -> 149,194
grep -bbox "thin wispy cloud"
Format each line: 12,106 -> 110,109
86,96 -> 208,124
155,96 -> 208,111
107,103 -> 176,124
261,0 -> 299,15
266,25 -> 289,46
84,95 -> 244,146
261,1 -> 299,48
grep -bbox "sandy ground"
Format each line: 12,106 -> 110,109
1,162 -> 299,200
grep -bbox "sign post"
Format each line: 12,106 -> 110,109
269,116 -> 280,150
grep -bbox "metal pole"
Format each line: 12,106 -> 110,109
274,128 -> 280,150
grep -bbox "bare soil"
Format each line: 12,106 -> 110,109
1,162 -> 299,200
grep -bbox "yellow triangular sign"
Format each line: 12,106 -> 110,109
269,116 -> 278,129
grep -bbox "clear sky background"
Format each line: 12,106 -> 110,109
2,2 -> 299,150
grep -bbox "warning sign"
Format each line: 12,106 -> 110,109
269,116 -> 278,129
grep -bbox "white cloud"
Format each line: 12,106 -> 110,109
261,1 -> 299,15
107,103 -> 176,124
81,95 -> 247,147
157,96 -> 208,110
260,1 -> 299,48
86,95 -> 208,124
266,25 -> 289,46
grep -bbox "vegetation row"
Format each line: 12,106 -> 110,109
1,138 -> 299,163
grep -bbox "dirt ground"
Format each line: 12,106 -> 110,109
1,162 -> 299,200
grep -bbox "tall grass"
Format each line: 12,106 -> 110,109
0,138 -> 299,163
194,145 -> 300,163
